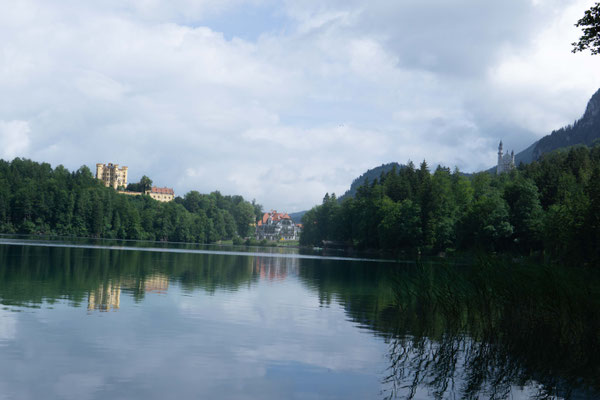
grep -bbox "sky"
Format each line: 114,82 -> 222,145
1,0 -> 599,212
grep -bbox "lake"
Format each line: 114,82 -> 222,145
0,238 -> 598,399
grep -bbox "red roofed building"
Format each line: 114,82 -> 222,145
256,210 -> 301,241
146,186 -> 175,202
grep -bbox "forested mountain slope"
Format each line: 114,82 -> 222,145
531,88 -> 600,160
338,162 -> 404,202
507,88 -> 600,166
300,146 -> 600,266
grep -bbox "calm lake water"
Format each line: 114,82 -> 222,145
0,238 -> 599,399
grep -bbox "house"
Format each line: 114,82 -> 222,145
256,210 -> 302,241
147,186 -> 175,202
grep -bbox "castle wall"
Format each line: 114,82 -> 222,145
148,192 -> 174,202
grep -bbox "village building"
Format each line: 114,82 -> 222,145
256,210 -> 302,241
96,163 -> 128,189
147,187 -> 175,202
497,141 -> 515,174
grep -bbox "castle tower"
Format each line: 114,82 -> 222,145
497,141 -> 503,175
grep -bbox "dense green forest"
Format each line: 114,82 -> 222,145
300,144 -> 600,266
0,158 -> 261,242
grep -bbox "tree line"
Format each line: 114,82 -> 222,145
300,144 -> 600,266
0,158 -> 261,243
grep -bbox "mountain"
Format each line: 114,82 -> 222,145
514,141 -> 538,165
492,88 -> 600,170
289,210 -> 307,224
289,162 -> 403,223
338,162 -> 404,202
530,88 -> 600,160
296,89 -> 600,222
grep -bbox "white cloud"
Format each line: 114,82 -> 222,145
0,309 -> 17,344
0,0 -> 599,210
53,373 -> 104,400
0,121 -> 31,160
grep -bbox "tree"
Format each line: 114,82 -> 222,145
460,191 -> 513,250
140,175 -> 153,193
233,201 -> 256,237
572,2 -> 600,55
503,177 -> 544,251
377,197 -> 422,250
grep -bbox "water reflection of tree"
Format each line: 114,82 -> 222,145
0,244 -> 256,308
381,259 -> 600,399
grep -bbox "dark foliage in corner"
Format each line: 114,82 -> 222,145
572,2 -> 600,55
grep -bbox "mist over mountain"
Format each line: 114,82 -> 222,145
488,88 -> 600,170
530,88 -> 600,160
293,88 -> 600,221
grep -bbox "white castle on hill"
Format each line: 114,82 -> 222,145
497,141 -> 515,174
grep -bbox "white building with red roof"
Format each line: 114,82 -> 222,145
256,210 -> 301,241
146,186 -> 175,202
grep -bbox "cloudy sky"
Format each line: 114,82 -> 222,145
1,0 -> 599,211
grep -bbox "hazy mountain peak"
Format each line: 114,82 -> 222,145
529,88 -> 600,161
583,88 -> 600,121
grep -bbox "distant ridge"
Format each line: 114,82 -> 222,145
289,162 -> 403,223
338,162 -> 404,202
295,88 -> 600,221
288,210 -> 307,224
487,88 -> 600,171
531,88 -> 600,160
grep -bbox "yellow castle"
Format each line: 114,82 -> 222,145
96,162 -> 174,202
96,163 -> 128,189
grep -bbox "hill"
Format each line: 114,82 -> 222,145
508,88 -> 600,166
338,162 -> 404,202
531,88 -> 600,160
289,163 -> 403,222
0,158 -> 259,242
297,88 -> 600,219
289,210 -> 307,224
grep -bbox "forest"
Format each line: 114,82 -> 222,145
300,144 -> 600,266
0,158 -> 261,243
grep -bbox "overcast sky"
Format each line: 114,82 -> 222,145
1,0 -> 599,211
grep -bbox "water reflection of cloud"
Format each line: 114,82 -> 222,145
237,342 -> 381,372
177,281 -> 385,374
0,255 -> 388,399
53,373 -> 104,400
0,309 -> 16,344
